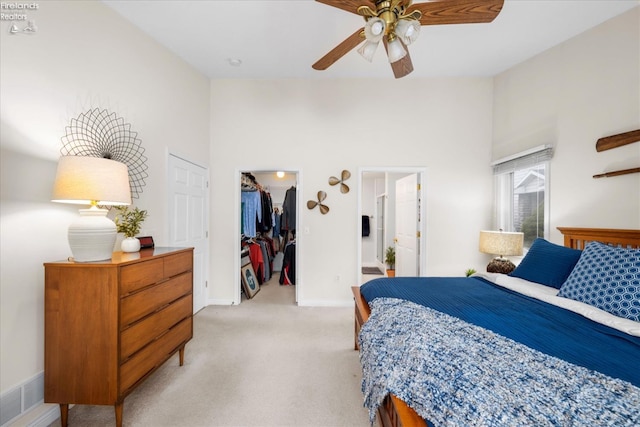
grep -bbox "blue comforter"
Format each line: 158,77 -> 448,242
360,276 -> 640,386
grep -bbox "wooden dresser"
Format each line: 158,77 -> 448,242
44,247 -> 194,427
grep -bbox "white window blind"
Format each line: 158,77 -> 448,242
492,145 -> 554,175
491,144 -> 553,246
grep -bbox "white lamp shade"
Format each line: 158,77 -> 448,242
395,19 -> 420,45
386,37 -> 407,63
52,156 -> 131,206
479,230 -> 524,257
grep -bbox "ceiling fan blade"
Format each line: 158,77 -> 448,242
409,0 -> 504,26
315,0 -> 376,15
313,28 -> 364,70
390,52 -> 414,79
383,39 -> 414,79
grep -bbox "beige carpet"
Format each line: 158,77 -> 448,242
55,276 -> 371,427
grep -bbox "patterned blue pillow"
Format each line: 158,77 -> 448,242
509,238 -> 582,288
557,241 -> 640,322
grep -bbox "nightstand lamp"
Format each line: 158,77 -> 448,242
52,156 -> 131,262
479,230 -> 524,274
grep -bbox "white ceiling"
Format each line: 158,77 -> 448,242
101,0 -> 639,79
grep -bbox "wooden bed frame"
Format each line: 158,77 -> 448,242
352,227 -> 640,427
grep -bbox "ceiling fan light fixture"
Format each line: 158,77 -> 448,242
364,17 -> 386,42
395,18 -> 420,45
387,37 -> 407,63
357,40 -> 380,62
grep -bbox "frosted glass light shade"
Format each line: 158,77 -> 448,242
364,17 -> 385,42
395,19 -> 420,45
358,40 -> 379,62
52,156 -> 132,262
479,230 -> 524,256
387,37 -> 407,63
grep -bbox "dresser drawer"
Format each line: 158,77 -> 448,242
164,251 -> 192,278
120,272 -> 192,327
120,294 -> 192,361
120,259 -> 164,295
119,318 -> 192,393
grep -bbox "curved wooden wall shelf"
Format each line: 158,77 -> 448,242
593,167 -> 640,179
593,129 -> 639,178
595,129 -> 640,152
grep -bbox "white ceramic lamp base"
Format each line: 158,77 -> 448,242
68,207 -> 116,262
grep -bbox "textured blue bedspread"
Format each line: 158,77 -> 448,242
360,276 -> 640,387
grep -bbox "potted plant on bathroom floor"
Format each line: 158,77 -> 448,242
115,206 -> 148,252
385,246 -> 396,277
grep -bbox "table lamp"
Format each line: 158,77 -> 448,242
479,230 -> 524,274
52,156 -> 131,262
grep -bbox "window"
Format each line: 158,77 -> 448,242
492,145 -> 552,248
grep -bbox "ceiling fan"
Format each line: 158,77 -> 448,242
312,0 -> 504,79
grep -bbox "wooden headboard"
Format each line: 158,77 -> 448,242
557,227 -> 640,249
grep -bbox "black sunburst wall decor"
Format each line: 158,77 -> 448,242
60,108 -> 148,199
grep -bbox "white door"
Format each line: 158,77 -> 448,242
395,174 -> 419,277
168,154 -> 209,313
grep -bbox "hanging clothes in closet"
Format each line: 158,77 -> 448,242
241,236 -> 275,285
272,207 -> 282,252
240,173 -> 274,238
281,186 -> 296,234
241,173 -> 261,238
240,173 -> 276,285
279,240 -> 296,285
241,191 -> 261,238
257,190 -> 273,233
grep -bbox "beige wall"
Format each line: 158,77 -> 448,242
209,78 -> 494,305
0,0 -> 210,397
493,8 -> 640,241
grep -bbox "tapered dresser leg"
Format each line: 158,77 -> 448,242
115,402 -> 123,427
179,345 -> 185,366
59,403 -> 68,427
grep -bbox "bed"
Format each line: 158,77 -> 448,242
352,227 -> 640,427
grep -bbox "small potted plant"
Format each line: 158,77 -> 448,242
385,246 -> 396,277
114,206 -> 148,252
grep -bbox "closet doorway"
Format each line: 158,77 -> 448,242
236,169 -> 299,305
358,167 -> 426,284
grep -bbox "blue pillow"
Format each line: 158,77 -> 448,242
509,238 -> 582,288
557,241 -> 640,322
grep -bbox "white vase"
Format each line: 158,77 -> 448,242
121,237 -> 141,253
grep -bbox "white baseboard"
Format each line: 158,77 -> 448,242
6,403 -> 59,427
0,373 -> 56,427
207,298 -> 235,305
